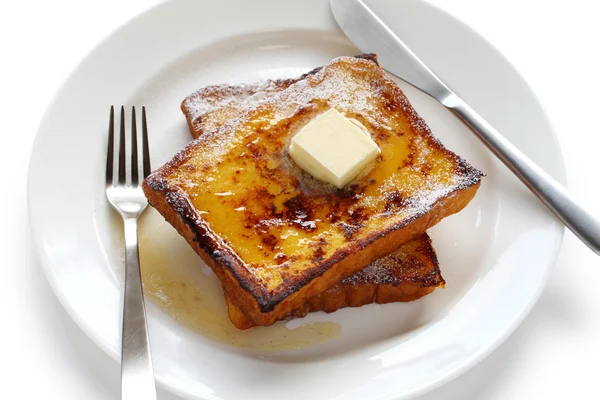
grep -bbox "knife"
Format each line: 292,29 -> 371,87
331,0 -> 600,255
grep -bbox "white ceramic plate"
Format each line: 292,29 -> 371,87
28,0 -> 566,399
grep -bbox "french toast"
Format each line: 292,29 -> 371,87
143,55 -> 483,326
182,54 -> 380,139
181,59 -> 445,329
227,233 -> 444,329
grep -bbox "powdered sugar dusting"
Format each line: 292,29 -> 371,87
184,80 -> 289,120
183,80 -> 294,135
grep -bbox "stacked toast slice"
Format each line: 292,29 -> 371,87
143,54 -> 482,328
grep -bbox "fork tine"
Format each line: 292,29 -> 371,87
118,106 -> 126,185
105,106 -> 115,186
142,106 -> 151,178
131,106 -> 139,186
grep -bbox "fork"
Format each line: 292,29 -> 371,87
105,105 -> 157,399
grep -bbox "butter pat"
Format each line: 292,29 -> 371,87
289,108 -> 380,188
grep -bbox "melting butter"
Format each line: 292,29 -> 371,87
121,208 -> 341,351
289,108 -> 380,188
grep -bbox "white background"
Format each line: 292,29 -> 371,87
1,0 -> 599,399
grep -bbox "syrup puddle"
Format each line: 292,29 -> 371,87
126,208 -> 340,351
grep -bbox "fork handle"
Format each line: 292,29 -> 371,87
444,94 -> 600,255
121,216 -> 157,399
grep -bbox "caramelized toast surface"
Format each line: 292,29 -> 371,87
182,59 -> 444,329
143,56 -> 483,326
227,233 -> 444,329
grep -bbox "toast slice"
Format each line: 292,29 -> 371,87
181,59 -> 444,330
182,54 -> 380,139
143,55 -> 483,326
227,233 -> 444,329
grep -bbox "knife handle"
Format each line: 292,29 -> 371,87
443,94 -> 600,255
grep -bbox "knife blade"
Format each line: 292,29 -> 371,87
331,0 -> 453,103
330,0 -> 600,255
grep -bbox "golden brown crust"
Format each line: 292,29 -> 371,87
143,55 -> 483,326
226,233 -> 444,329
